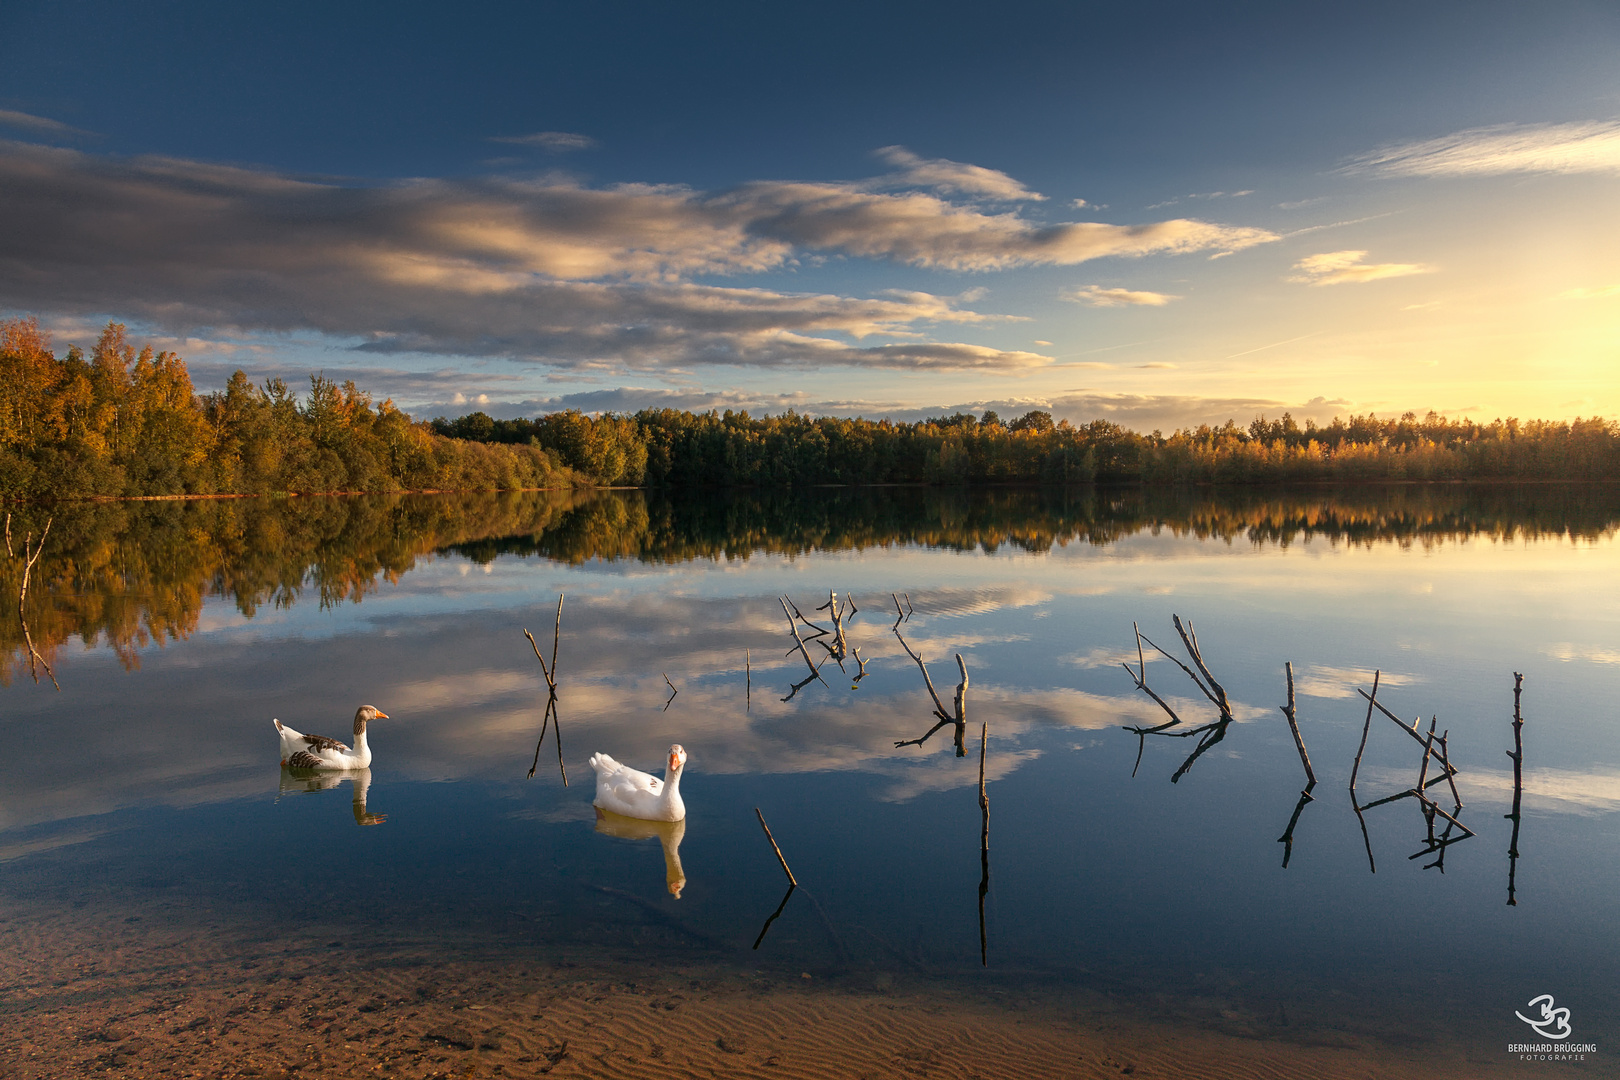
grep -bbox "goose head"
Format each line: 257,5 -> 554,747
353,705 -> 390,736
667,744 -> 687,777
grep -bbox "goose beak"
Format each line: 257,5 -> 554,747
375,710 -> 389,719
669,751 -> 681,772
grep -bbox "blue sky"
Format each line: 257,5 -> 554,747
2,0 -> 1618,429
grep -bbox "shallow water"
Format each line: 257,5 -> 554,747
3,486 -> 1618,1070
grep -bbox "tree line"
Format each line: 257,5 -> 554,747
5,316 -> 1617,499
435,403 -> 1620,487
0,318 -> 579,499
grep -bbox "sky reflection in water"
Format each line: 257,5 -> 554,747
2,487 -> 1618,1045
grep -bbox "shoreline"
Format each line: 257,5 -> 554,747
0,893 -> 1587,1080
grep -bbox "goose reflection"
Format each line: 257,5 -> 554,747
277,766 -> 387,826
594,807 -> 687,898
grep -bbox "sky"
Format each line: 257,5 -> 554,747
1,0 -> 1617,431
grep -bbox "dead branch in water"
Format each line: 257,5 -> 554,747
1347,670 -> 1474,872
9,515 -> 58,690
662,672 -> 678,711
978,722 -> 990,967
779,596 -> 827,689
1280,662 -> 1315,786
851,646 -> 870,686
1349,670 -> 1380,793
892,629 -> 968,756
1276,782 -> 1316,868
755,808 -> 798,887
785,596 -> 829,638
523,594 -> 568,785
1118,616 -> 1236,782
814,591 -> 852,670
891,591 -> 914,629
746,648 -> 751,712
752,884 -> 797,950
1506,672 -> 1524,906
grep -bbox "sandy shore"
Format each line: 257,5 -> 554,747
0,896 -> 1593,1080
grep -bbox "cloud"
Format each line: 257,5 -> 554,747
1559,285 -> 1620,301
488,131 -> 599,151
1291,665 -> 1420,699
873,145 -> 1044,201
1045,392 -> 1354,433
1542,643 -> 1620,665
0,141 -> 1274,370
1065,285 -> 1181,307
0,109 -> 95,139
1346,120 -> 1620,178
1289,250 -> 1435,286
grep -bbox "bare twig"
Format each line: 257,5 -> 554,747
755,808 -> 798,887
786,596 -> 829,638
1356,687 -> 1437,752
893,628 -> 951,723
892,629 -> 967,755
1349,670 -> 1380,792
978,722 -> 990,967
779,597 -> 827,686
524,629 -> 555,690
662,672 -> 678,711
1120,615 -> 1235,782
746,648 -> 751,712
1280,661 -> 1315,786
752,884 -> 797,950
1276,781 -> 1316,868
1350,791 -> 1377,874
523,596 -> 567,784
1506,672 -> 1524,905
14,516 -> 58,690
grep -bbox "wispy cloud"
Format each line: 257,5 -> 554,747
1065,285 -> 1181,307
873,145 -> 1044,201
1559,284 -> 1620,301
1542,642 -> 1620,665
1289,250 -> 1435,286
1292,665 -> 1420,699
0,141 -> 1274,371
1347,119 -> 1620,178
488,130 -> 599,151
0,109 -> 96,138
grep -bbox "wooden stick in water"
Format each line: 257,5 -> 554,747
977,721 -> 990,967
752,884 -> 797,950
1506,672 -> 1525,905
746,648 -> 751,711
1349,670 -> 1380,792
1279,661 -> 1315,786
755,808 -> 798,887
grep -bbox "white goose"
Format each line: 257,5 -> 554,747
274,706 -> 388,770
587,744 -> 687,822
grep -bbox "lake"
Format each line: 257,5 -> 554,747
2,485 -> 1616,1078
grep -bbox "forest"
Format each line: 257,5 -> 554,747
4,316 -> 1617,499
0,318 -> 579,499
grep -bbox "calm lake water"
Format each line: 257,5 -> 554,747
3,485 -> 1618,1060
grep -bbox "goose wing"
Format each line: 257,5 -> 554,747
300,733 -> 350,752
